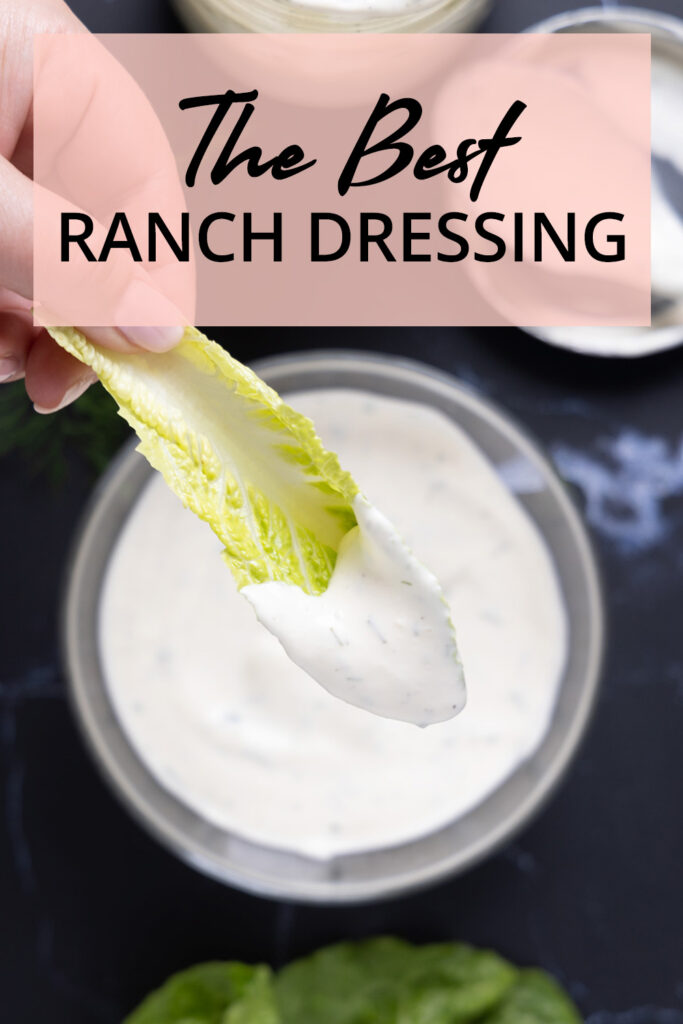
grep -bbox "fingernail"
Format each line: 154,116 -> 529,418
34,374 -> 95,415
0,356 -> 22,382
118,324 -> 184,352
116,278 -> 185,352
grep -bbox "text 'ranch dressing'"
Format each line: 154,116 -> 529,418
100,390 -> 567,859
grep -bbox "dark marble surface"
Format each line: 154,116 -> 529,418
3,2 -> 683,1022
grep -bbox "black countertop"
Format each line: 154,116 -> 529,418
3,2 -> 683,1022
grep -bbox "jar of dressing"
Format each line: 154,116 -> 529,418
173,0 -> 491,34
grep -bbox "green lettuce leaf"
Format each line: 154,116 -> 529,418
396,943 -> 519,1023
480,969 -> 582,1024
48,326 -> 358,594
223,967 -> 280,1024
124,944 -> 581,1024
123,962 -> 278,1024
274,938 -> 517,1024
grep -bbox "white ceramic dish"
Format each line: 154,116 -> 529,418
523,6 -> 683,358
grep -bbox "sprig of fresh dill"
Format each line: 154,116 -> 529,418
0,380 -> 130,486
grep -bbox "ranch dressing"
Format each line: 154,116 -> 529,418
279,0 -> 436,11
243,495 -> 464,726
100,390 -> 567,859
173,0 -> 489,34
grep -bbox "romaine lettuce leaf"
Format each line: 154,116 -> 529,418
224,967 -> 280,1024
48,326 -> 358,594
480,968 -> 582,1024
123,962 -> 277,1024
274,938 -> 517,1024
124,944 -> 581,1024
396,942 -> 519,1023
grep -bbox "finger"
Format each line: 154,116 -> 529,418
81,323 -> 184,355
34,31 -> 194,330
0,156 -> 34,298
0,312 -> 36,382
24,330 -> 97,413
34,184 -> 187,345
0,0 -> 85,162
11,109 -> 33,180
0,287 -> 33,316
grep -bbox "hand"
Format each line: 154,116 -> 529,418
0,0 -> 183,413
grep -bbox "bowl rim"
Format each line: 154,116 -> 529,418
525,4 -> 683,39
519,5 -> 683,358
61,349 -> 605,903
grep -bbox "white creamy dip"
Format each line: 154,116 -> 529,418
243,494 -> 464,726
279,0 -> 436,11
100,389 -> 567,859
174,0 -> 488,34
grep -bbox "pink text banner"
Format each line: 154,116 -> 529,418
33,33 -> 651,328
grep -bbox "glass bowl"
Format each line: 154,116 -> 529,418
62,351 -> 604,903
521,6 -> 683,358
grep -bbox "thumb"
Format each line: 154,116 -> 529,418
0,156 -> 33,300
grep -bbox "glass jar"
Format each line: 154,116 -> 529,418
173,0 -> 491,34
